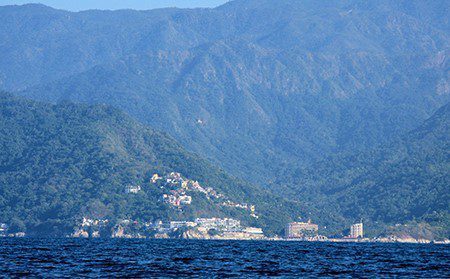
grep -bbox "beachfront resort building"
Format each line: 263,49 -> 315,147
286,220 -> 319,239
350,223 -> 364,238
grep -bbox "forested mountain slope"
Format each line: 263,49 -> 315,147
0,93 -> 307,236
0,0 -> 446,183
275,102 -> 450,238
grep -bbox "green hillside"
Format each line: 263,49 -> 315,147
0,93 -> 307,236
2,0 -> 446,184
275,103 -> 450,238
0,0 -> 448,240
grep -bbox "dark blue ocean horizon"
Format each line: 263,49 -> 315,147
1,238 -> 449,277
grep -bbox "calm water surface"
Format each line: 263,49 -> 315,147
0,238 -> 449,277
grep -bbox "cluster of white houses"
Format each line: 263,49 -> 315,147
0,223 -> 25,238
125,172 -> 258,217
154,172 -> 220,208
139,217 -> 264,240
7,216 -> 449,243
72,217 -> 264,240
71,215 -> 365,241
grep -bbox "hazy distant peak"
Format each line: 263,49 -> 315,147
1,3 -> 56,11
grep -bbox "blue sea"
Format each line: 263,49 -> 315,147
1,238 -> 449,277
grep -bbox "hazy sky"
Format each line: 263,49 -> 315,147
0,0 -> 230,11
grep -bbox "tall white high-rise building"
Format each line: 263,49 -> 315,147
350,223 -> 364,238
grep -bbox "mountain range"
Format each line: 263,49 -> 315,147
1,0 -> 447,182
0,0 -> 448,238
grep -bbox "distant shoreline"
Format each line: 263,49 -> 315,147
2,236 -> 449,245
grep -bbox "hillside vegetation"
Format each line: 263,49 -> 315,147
275,102 -> 450,238
0,0 -> 448,238
0,93 -> 307,236
0,0 -> 446,182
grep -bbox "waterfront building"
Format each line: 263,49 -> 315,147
350,223 -> 364,238
80,218 -> 109,227
169,221 -> 197,229
286,220 -> 319,239
244,227 -> 264,235
195,218 -> 241,231
0,223 -> 8,236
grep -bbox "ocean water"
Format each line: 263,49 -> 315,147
1,238 -> 449,277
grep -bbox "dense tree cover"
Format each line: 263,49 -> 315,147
274,103 -> 450,238
0,0 -> 446,184
0,93 -> 309,236
0,98 -> 447,238
0,0 -> 448,238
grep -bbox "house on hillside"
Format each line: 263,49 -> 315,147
151,174 -> 162,183
125,185 -> 141,194
179,195 -> 192,205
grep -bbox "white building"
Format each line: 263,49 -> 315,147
179,195 -> 192,205
195,218 -> 241,231
125,185 -> 141,194
169,221 -> 197,229
350,223 -> 364,238
150,174 -> 162,183
0,223 -> 8,232
81,218 -> 108,227
168,172 -> 182,181
244,227 -> 264,235
0,223 -> 8,237
285,220 -> 319,239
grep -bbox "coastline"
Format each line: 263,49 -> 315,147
2,235 -> 449,245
